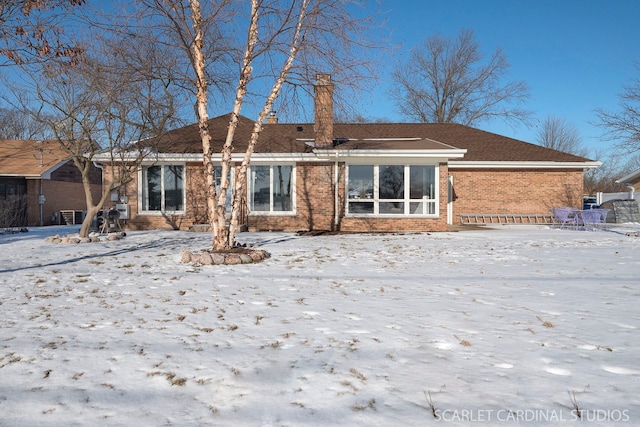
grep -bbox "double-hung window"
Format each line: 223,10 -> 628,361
249,164 -> 294,213
141,164 -> 185,212
347,164 -> 437,215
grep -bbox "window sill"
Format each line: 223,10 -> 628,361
248,212 -> 297,217
345,214 -> 440,218
137,211 -> 186,216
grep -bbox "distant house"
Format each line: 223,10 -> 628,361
96,74 -> 599,233
0,140 -> 102,227
616,169 -> 640,193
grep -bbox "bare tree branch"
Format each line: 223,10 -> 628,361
0,0 -> 86,66
2,34 -> 179,237
595,63 -> 640,154
536,115 -> 588,157
131,0 -> 382,251
390,29 -> 532,127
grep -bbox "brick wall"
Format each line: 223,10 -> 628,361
25,179 -> 101,226
449,168 -> 584,220
102,162 -> 585,232
249,162 -> 338,231
105,162 -> 208,231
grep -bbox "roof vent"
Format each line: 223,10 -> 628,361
296,126 -> 304,132
333,138 -> 349,147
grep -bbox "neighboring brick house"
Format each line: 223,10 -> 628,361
98,74 -> 599,233
616,169 -> 640,193
0,140 -> 102,227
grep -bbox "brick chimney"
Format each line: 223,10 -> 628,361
314,73 -> 334,148
266,111 -> 278,124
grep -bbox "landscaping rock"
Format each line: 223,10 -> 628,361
210,253 -> 226,265
181,251 -> 193,263
224,254 -> 242,265
200,252 -> 213,265
239,254 -> 253,264
45,232 -> 126,244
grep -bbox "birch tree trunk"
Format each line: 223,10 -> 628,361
210,0 -> 260,250
188,0 -> 218,247
227,0 -> 309,245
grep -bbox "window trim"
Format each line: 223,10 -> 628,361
248,163 -> 296,216
345,163 -> 439,217
138,163 -> 186,215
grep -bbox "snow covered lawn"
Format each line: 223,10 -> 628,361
1,224 -> 639,426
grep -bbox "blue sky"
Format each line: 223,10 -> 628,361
360,0 -> 640,156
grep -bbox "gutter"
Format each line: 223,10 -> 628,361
448,161 -> 602,169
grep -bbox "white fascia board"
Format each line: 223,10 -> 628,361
40,160 -> 72,179
313,149 -> 467,160
616,169 -> 640,184
245,153 -> 319,163
6,160 -> 71,180
94,152 -> 319,164
95,150 -> 469,164
3,173 -> 41,178
448,161 -> 602,169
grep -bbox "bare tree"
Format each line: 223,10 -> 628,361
536,115 -> 588,157
391,29 -> 532,127
0,107 -> 53,139
596,63 -> 640,154
126,0 -> 379,251
583,149 -> 629,195
4,35 -> 179,237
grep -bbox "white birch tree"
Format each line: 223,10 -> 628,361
118,0 -> 380,251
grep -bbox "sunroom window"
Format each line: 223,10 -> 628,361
142,165 -> 184,212
347,164 -> 436,215
214,165 -> 232,211
249,165 -> 294,213
347,165 -> 374,213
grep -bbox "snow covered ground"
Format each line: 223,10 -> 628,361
1,224 -> 639,426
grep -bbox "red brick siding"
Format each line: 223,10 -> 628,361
25,179 -> 101,226
104,162 -> 208,231
249,162 -> 338,231
449,168 -> 584,221
102,162 -> 584,232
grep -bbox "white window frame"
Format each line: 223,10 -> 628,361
248,163 -> 296,215
346,163 -> 439,217
138,163 -> 186,215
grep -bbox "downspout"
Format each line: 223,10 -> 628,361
39,179 -> 43,226
623,183 -> 635,201
334,151 -> 339,231
39,147 -> 44,226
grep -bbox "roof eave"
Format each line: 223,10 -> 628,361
313,149 -> 467,159
448,161 -> 602,169
616,169 -> 640,184
94,152 -> 321,164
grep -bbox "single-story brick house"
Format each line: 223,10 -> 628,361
98,74 -> 599,233
0,139 -> 102,227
